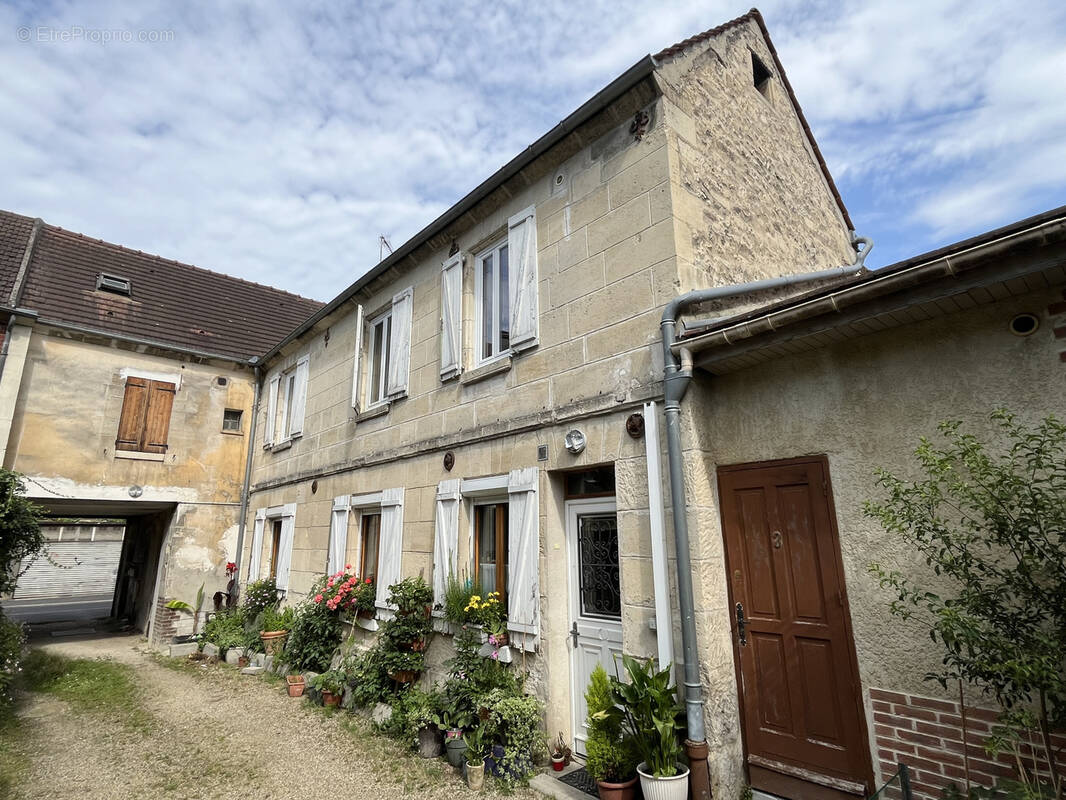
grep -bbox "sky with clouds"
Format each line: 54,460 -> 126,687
1,0 -> 1064,301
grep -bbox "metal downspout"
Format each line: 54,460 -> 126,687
232,360 -> 262,599
658,249 -> 869,799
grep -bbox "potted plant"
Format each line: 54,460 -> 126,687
465,592 -> 507,646
165,583 -> 206,640
607,655 -> 687,800
383,650 -> 423,684
259,605 -> 295,654
439,697 -> 474,767
312,671 -> 344,707
549,731 -> 572,772
286,674 -> 306,697
388,575 -> 433,616
585,664 -> 639,799
407,689 -> 443,758
463,725 -> 487,790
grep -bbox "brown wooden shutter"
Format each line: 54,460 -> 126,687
115,377 -> 150,451
142,381 -> 176,453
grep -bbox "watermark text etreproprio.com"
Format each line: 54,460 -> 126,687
16,26 -> 175,44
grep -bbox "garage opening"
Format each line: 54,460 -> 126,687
5,500 -> 176,639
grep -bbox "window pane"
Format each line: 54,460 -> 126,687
361,514 -> 380,581
383,315 -> 392,395
477,504 -> 497,595
498,244 -> 509,352
578,514 -> 621,619
370,322 -> 383,403
481,253 -> 494,360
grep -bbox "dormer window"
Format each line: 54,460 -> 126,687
97,273 -> 132,296
752,52 -> 772,99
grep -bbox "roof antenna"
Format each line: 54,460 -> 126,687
379,235 -> 393,262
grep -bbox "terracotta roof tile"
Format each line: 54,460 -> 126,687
0,210 -> 36,305
0,209 -> 324,360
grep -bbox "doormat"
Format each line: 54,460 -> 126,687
557,766 -> 598,797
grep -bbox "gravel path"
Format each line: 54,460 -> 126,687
14,635 -> 544,800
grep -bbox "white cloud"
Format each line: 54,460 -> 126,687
1,0 -> 1064,296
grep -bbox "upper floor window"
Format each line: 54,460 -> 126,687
476,239 -> 510,364
350,288 -> 413,415
367,310 -> 393,407
115,377 -> 175,457
264,355 -> 309,449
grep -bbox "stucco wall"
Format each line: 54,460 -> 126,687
679,285 -> 1066,796
7,329 -> 254,635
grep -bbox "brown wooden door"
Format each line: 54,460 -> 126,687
718,457 -> 871,799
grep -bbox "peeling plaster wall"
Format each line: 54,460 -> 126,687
680,286 -> 1066,796
6,331 -> 254,634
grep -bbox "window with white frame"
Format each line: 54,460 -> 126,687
367,309 -> 393,407
433,469 -> 539,636
264,354 -> 309,448
327,489 -> 405,610
248,504 -> 296,591
349,288 -> 413,415
476,238 -> 510,364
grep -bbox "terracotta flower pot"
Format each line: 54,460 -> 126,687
388,669 -> 420,684
492,631 -> 509,647
237,656 -> 250,668
321,690 -> 341,707
410,638 -> 427,652
260,630 -> 288,655
596,775 -> 638,800
286,675 -> 305,697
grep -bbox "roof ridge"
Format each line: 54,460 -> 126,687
654,7 -> 759,60
36,220 -> 325,307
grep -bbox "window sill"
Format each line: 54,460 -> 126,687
266,439 -> 293,453
220,429 -> 244,436
114,450 -> 165,462
355,403 -> 390,424
460,356 -> 512,387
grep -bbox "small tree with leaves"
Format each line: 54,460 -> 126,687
0,469 -> 43,599
866,410 -> 1066,799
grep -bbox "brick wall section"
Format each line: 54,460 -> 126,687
871,688 -> 1066,799
152,597 -> 178,644
1048,289 -> 1066,361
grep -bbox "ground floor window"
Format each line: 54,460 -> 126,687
268,519 -> 283,580
360,513 -> 381,581
474,502 -> 508,606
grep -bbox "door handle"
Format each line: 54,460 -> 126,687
570,621 -> 579,648
735,602 -> 747,646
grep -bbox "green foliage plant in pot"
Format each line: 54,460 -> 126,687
259,605 -> 295,654
312,671 -> 344,707
166,583 -> 206,639
606,654 -> 687,800
463,724 -> 488,790
389,575 -> 433,616
406,688 -> 444,758
585,664 -> 639,800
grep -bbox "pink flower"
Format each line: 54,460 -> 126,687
327,579 -> 334,589
365,578 -> 372,584
491,652 -> 499,660
314,594 -> 323,603
345,564 -> 352,570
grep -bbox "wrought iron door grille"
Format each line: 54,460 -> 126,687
578,514 -> 621,619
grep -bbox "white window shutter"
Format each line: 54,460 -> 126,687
507,467 -> 540,634
275,504 -> 297,590
288,355 -> 310,437
433,479 -> 461,608
507,206 -> 538,352
386,287 -> 413,399
264,375 -> 280,447
350,304 -> 365,413
375,487 -> 405,608
328,496 -> 350,576
248,509 -> 266,580
440,254 -> 463,380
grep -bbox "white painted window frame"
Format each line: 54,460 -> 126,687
474,236 -> 510,367
366,308 -> 393,408
259,503 -> 297,592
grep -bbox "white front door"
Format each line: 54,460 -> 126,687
566,498 -> 623,757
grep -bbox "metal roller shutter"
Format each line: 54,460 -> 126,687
14,541 -> 124,599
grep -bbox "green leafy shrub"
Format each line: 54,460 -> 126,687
388,575 -> 433,614
584,664 -> 637,783
341,648 -> 390,708
0,469 -> 43,596
200,608 -> 248,652
243,577 -> 279,618
484,688 -> 543,784
0,612 -> 25,709
284,596 -> 341,672
260,605 -> 295,632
